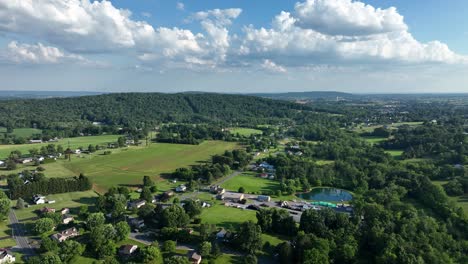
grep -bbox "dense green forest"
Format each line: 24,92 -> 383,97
0,93 -> 311,128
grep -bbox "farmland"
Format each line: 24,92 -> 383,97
64,140 -> 238,192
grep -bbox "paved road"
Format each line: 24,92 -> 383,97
9,210 -> 35,256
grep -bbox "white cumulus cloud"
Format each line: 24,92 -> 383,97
294,0 -> 407,36
261,59 -> 287,73
3,41 -> 87,64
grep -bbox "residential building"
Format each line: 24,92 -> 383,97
0,249 -> 15,263
60,208 -> 70,215
189,252 -> 202,264
176,185 -> 187,192
62,215 -> 74,224
257,195 -> 271,202
40,207 -> 56,214
128,200 -> 146,209
51,227 -> 79,242
119,245 -> 138,255
33,195 -> 46,205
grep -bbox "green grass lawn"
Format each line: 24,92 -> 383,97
361,136 -> 388,144
0,221 -> 15,248
385,150 -> 404,159
14,190 -> 98,221
221,172 -> 280,195
199,202 -> 257,229
0,134 -> 119,159
63,141 -> 238,192
228,127 -> 263,136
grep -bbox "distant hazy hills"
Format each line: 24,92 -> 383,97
0,90 -> 103,100
250,91 -> 355,101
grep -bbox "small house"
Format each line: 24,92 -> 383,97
21,158 -> 33,164
189,252 -> 202,264
60,208 -> 70,215
33,194 -> 46,205
51,227 -> 79,242
176,185 -> 187,192
128,200 -> 146,209
257,195 -> 271,202
128,217 -> 145,229
119,245 -> 138,255
222,193 -> 244,202
0,248 -> 15,264
40,207 -> 56,214
29,139 -> 43,144
62,215 -> 74,224
0,161 -> 4,167
216,229 -> 227,239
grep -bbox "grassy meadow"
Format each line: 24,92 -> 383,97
221,172 -> 280,194
63,140 -> 238,192
228,127 -> 263,136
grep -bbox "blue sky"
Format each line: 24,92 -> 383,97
0,0 -> 467,93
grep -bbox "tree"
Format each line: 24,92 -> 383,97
163,240 -> 176,253
5,159 -> 16,170
39,252 -> 63,264
164,256 -> 190,264
183,199 -> 202,218
117,137 -> 126,147
88,144 -> 96,153
161,205 -> 190,228
59,240 -> 84,263
140,245 -> 163,264
235,221 -> 262,254
86,212 -> 105,230
244,254 -> 258,264
199,241 -> 212,257
114,221 -> 130,242
34,218 -> 55,235
0,192 -> 10,220
16,198 -> 25,210
138,204 -> 156,219
238,187 -> 246,193
143,175 -> 154,187
140,187 -> 153,202
40,236 -> 58,253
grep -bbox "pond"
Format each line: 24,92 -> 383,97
296,187 -> 353,202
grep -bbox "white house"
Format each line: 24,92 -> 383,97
128,200 -> 146,209
74,149 -> 81,154
37,156 -> 45,162
21,158 -> 33,164
176,185 -> 187,192
0,161 -> 4,167
0,249 -> 15,263
29,139 -> 42,144
33,195 -> 46,205
119,245 -> 138,255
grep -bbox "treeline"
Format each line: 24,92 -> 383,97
0,93 -> 312,129
156,124 -> 231,145
8,174 -> 92,199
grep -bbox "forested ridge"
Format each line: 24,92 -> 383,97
0,93 -> 311,128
